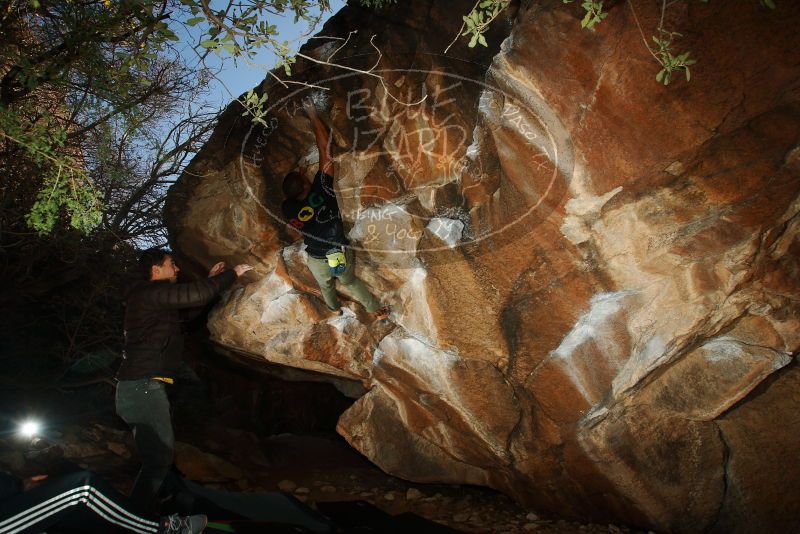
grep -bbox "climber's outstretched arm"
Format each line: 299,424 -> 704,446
303,98 -> 333,177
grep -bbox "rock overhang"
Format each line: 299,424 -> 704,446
165,1 -> 800,531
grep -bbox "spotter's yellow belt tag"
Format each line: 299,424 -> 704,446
152,377 -> 174,384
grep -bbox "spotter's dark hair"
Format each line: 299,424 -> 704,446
138,248 -> 172,280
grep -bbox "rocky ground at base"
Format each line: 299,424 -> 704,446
0,414 -> 651,534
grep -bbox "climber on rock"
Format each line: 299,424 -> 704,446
280,97 -> 389,321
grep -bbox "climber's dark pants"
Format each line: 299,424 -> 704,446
116,378 -> 175,516
0,470 -> 160,534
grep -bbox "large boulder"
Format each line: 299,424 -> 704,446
165,1 -> 800,531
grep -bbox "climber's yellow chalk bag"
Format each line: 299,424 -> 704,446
326,247 -> 347,275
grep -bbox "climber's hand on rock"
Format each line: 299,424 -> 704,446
302,96 -> 318,118
233,264 -> 254,277
208,262 -> 226,277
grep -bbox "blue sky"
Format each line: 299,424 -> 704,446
175,0 -> 346,106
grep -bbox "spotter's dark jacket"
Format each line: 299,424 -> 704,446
117,270 -> 236,381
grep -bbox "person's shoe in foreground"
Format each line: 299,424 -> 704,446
160,513 -> 208,534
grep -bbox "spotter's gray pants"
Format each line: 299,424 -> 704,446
115,378 -> 174,515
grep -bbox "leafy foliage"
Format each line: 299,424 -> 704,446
0,0 -> 374,235
454,0 -> 776,86
240,89 -> 271,128
190,0 -> 331,67
0,0 -> 219,375
0,112 -> 102,234
26,166 -> 103,234
0,0 -> 184,234
562,0 -> 608,29
652,30 -> 697,85
461,0 -> 511,48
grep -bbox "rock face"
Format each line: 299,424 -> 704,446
165,1 -> 800,532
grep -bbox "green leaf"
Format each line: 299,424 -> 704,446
685,68 -> 691,81
200,39 -> 218,49
478,34 -> 487,47
581,11 -> 592,28
186,16 -> 205,26
160,28 -> 179,41
656,69 -> 665,83
468,33 -> 479,47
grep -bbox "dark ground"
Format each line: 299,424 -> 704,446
0,340 -> 651,534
